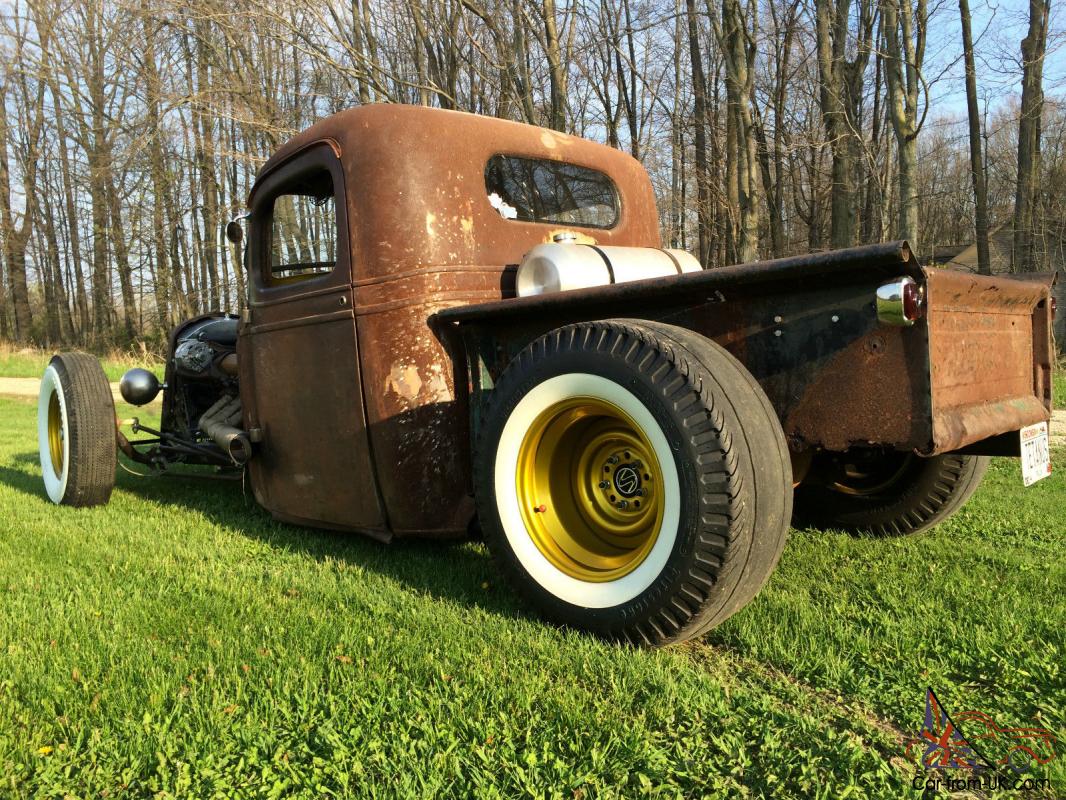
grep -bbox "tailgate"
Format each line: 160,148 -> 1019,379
924,268 -> 1054,453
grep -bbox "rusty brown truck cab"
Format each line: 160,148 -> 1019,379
39,105 -> 1055,646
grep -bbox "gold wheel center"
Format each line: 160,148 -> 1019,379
516,397 -> 664,582
47,391 -> 64,474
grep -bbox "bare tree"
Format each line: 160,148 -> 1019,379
686,0 -> 711,266
0,3 -> 51,339
881,0 -> 927,251
540,0 -> 569,131
815,0 -> 875,249
1013,0 -> 1049,272
713,0 -> 761,263
0,0 -> 1060,346
958,0 -> 990,274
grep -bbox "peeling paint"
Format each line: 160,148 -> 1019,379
425,212 -> 437,237
386,363 -> 422,402
425,371 -> 451,403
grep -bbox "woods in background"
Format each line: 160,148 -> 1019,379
0,0 -> 1061,347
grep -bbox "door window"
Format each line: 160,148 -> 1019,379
268,168 -> 337,283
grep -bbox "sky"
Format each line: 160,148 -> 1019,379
923,0 -> 1064,118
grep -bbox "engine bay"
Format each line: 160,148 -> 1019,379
118,313 -> 247,471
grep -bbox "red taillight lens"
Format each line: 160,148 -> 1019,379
876,277 -> 924,326
902,281 -> 924,321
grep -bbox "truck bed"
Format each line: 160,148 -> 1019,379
433,241 -> 1054,456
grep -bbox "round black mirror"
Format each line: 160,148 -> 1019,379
225,220 -> 244,244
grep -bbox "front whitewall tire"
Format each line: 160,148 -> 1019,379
38,365 -> 70,504
36,353 -> 117,507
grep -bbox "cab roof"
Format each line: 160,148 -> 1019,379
250,104 -> 662,276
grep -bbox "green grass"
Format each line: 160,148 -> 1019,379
0,344 -> 163,383
1054,363 -> 1065,409
0,394 -> 1062,798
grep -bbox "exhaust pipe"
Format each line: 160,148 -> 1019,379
199,395 -> 251,464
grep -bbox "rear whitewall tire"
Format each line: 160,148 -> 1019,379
494,373 -> 681,608
794,452 -> 990,536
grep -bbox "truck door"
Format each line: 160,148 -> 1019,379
239,143 -> 387,536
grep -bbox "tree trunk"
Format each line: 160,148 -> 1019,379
815,0 -> 873,250
541,0 -> 568,131
195,23 -> 221,310
761,0 -> 797,257
685,0 -> 711,267
881,0 -> 927,252
753,104 -> 782,256
350,0 -> 372,104
142,2 -> 172,328
228,116 -> 246,311
715,0 -> 760,263
862,48 -> 884,243
1012,0 -> 1049,273
0,63 -> 46,340
38,177 -> 72,344
105,172 -> 137,340
958,0 -> 990,274
49,78 -> 89,339
668,1 -> 683,249
0,89 -> 32,340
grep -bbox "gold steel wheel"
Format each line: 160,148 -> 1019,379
47,390 -> 64,474
516,397 -> 664,582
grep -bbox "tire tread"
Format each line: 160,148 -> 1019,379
49,353 -> 116,506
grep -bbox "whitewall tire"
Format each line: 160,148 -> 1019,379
474,319 -> 793,646
37,353 -> 117,506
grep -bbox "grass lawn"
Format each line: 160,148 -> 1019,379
0,392 -> 1062,798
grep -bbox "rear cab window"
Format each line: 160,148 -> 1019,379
485,155 -> 619,229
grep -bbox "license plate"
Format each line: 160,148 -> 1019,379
1020,422 -> 1052,487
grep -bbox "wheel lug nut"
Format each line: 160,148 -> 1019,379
598,481 -> 609,489
616,500 -> 628,510
607,455 -> 620,465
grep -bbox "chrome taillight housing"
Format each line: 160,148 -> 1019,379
876,277 -> 925,326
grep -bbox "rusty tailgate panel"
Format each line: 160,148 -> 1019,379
924,268 -> 1053,453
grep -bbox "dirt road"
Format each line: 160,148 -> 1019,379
0,377 -> 160,407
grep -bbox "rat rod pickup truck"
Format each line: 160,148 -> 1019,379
38,105 -> 1055,646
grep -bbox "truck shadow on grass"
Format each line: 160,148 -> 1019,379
0,453 -> 530,623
